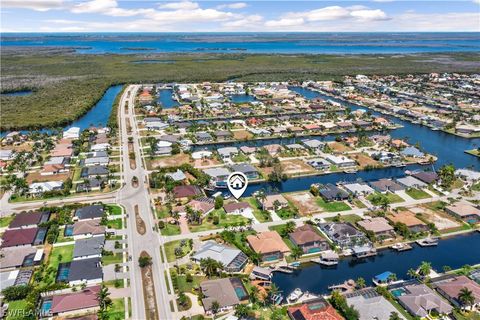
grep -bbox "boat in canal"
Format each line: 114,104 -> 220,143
312,251 -> 339,266
416,237 -> 439,247
286,288 -> 303,303
390,243 -> 412,251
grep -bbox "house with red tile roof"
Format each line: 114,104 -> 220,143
287,297 -> 344,320
0,228 -> 41,248
433,275 -> 480,309
48,285 -> 101,316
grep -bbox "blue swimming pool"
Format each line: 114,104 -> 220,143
40,299 -> 52,316
391,288 -> 407,297
56,263 -> 70,282
64,225 -> 74,237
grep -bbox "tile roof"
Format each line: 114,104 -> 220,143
73,219 -> 105,236
289,225 -> 325,245
9,212 -> 44,228
0,228 -> 38,248
50,285 -> 101,314
287,297 -> 344,320
247,231 -> 290,255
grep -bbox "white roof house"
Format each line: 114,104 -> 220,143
166,169 -> 186,181
218,147 -> 239,159
63,127 -> 80,139
343,183 -> 375,195
324,154 -> 356,167
157,140 -> 172,148
0,149 -> 14,161
29,181 -> 63,195
455,169 -> 480,181
192,150 -> 213,159
90,143 -> 111,152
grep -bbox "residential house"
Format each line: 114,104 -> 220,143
396,283 -> 453,318
412,171 -> 439,184
47,285 -> 101,317
84,156 -> 109,167
76,177 -> 106,193
401,146 -> 425,158
342,183 -> 374,196
445,201 -> 480,224
246,231 -> 291,262
203,167 -> 231,188
29,181 -> 63,196
345,288 -> 406,320
301,139 -> 324,151
67,258 -> 103,286
191,241 -> 248,272
306,158 -> 330,170
230,163 -> 259,179
319,222 -> 368,249
73,236 -> 105,260
166,169 -> 186,182
0,227 -> 44,248
287,297 -> 343,320
195,132 -> 213,142
200,277 -> 249,315
250,266 -> 273,281
0,246 -> 41,270
172,185 -> 202,201
72,219 -> 105,240
186,199 -> 215,216
80,166 -> 109,179
223,202 -> 252,215
63,127 -> 80,139
263,144 -> 283,156
396,176 -> 427,189
432,275 -> 480,309
324,154 -> 356,168
74,205 -> 104,221
369,179 -> 404,193
260,194 -> 289,211
8,211 -> 50,229
90,143 -> 111,152
214,130 -> 233,140
387,211 -> 428,233
357,217 -> 395,239
289,224 -> 329,254
319,183 -> 349,201
217,147 -> 239,161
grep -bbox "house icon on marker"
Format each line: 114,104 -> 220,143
229,175 -> 245,189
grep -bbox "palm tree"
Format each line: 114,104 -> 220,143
388,273 -> 397,282
200,258 -> 221,277
250,252 -> 261,266
407,268 -> 418,279
290,246 -> 303,261
356,277 -> 366,289
250,286 -> 260,304
284,221 -> 296,234
211,300 -> 220,318
234,304 -> 250,318
458,287 -> 475,310
418,261 -> 432,277
97,285 -> 112,320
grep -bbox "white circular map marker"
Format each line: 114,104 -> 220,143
227,172 -> 248,199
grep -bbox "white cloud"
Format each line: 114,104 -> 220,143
158,1 -> 199,10
217,2 -> 247,9
2,0 -> 64,11
222,14 -> 262,28
71,0 -> 153,17
473,0 -> 480,4
265,18 -> 304,27
350,9 -> 389,21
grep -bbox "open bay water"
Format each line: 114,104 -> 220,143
1,33 -> 480,54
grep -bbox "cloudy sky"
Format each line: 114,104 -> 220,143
1,0 -> 479,32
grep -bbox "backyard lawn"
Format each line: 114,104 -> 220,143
164,239 -> 192,263
326,214 -> 362,225
107,204 -> 123,216
106,218 -> 123,229
102,253 -> 123,266
106,298 -> 126,320
367,192 -> 405,205
0,215 -> 14,227
405,188 -> 432,200
189,211 -> 249,233
5,300 -> 29,320
316,198 -> 351,212
42,244 -> 74,286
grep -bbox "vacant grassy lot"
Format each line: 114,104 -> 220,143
164,239 -> 193,263
2,51 -> 479,130
405,188 -> 432,200
316,197 -> 351,212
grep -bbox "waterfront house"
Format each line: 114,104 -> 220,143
172,185 -> 202,201
289,224 -> 329,254
287,297 -> 343,320
319,222 -> 368,249
396,176 -> 427,189
230,163 -> 259,179
200,277 -> 249,315
74,205 -> 104,221
67,257 -> 103,286
260,194 -> 289,211
8,211 -> 50,230
401,146 -> 425,158
345,288 -> 406,320
72,219 -> 105,240
191,241 -> 248,273
412,171 -> 439,184
301,139 -> 324,151
357,217 -> 395,239
166,169 -> 187,182
387,211 -> 428,233
324,154 -> 356,168
28,181 -> 63,196
73,236 -> 104,260
455,169 -> 480,182
456,124 -> 480,135
240,146 -> 256,154
306,158 -> 330,170
247,231 -> 291,262
203,167 -> 231,188
432,275 -> 480,309
445,201 -> 480,224
369,179 -> 404,193
342,183 -> 375,196
195,132 -> 213,142
63,127 -> 80,139
47,285 -> 100,317
90,143 -> 111,152
217,147 -> 239,161
250,266 -> 273,281
0,227 -> 44,248
319,183 -> 349,201
223,202 -> 252,215
186,199 -> 215,216
396,283 -> 453,318
214,130 -> 233,140
263,144 -> 283,156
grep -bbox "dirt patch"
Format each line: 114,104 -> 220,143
281,159 -> 316,176
413,206 -> 460,230
193,158 -> 221,167
135,205 -> 146,235
233,130 -> 253,140
132,176 -> 139,188
140,251 -> 159,320
127,118 -> 132,135
257,166 -> 273,178
149,153 -> 192,169
26,172 -> 70,184
328,142 -> 352,153
285,192 -> 322,215
9,142 -> 33,152
128,142 -> 136,170
351,153 -> 378,168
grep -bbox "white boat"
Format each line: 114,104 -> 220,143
287,288 -> 303,302
390,243 -> 412,251
317,251 -> 339,266
416,238 -> 438,247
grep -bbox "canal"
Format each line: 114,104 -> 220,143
157,89 -> 180,109
273,232 -> 480,295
